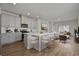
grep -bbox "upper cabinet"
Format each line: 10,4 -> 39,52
1,14 -> 21,28
1,14 -> 10,27
15,16 -> 21,28
1,13 -> 21,33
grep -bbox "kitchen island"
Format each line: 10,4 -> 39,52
24,33 -> 54,51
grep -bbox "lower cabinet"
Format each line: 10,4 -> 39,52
15,32 -> 22,41
1,32 -> 22,45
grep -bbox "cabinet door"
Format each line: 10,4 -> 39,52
1,33 -> 15,45
2,14 -> 17,27
1,34 -> 9,45
8,33 -> 15,43
15,16 -> 20,28
1,14 -> 10,27
15,32 -> 21,41
9,16 -> 15,27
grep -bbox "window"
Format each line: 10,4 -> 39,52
59,25 -> 69,32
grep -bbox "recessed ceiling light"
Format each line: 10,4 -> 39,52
36,16 -> 39,18
12,3 -> 16,5
57,18 -> 61,21
27,12 -> 31,16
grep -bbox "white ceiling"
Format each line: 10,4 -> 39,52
0,3 -> 79,21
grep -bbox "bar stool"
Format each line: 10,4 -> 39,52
28,35 -> 38,49
42,35 -> 50,49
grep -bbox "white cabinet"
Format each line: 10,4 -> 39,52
1,32 -> 22,45
1,34 -> 9,45
9,16 -> 15,27
15,32 -> 21,41
1,14 -> 20,27
1,14 -> 10,27
1,33 -> 15,45
8,33 -> 16,43
1,14 -> 21,33
15,17 -> 20,28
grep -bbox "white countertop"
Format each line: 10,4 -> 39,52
24,33 -> 54,36
1,32 -> 21,36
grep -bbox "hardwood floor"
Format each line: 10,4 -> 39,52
1,38 -> 79,56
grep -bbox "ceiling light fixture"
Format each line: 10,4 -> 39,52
57,18 -> 61,21
12,3 -> 16,5
36,16 -> 39,18
27,12 -> 31,16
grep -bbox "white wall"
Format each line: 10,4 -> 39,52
52,19 -> 78,34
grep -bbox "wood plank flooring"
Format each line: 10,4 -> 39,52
1,37 -> 79,56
